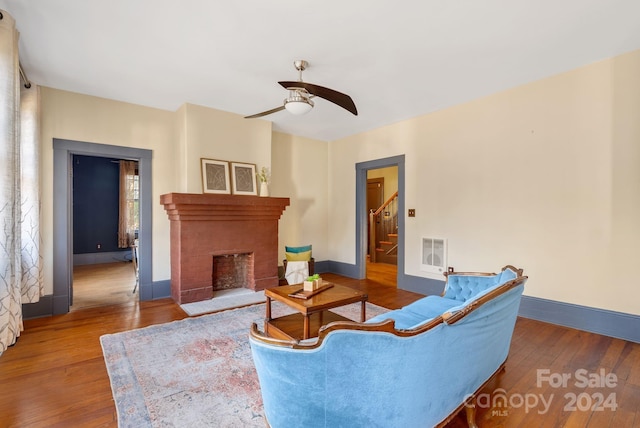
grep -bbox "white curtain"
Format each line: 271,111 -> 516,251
0,10 -> 43,355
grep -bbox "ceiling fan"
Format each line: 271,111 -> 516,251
245,60 -> 358,119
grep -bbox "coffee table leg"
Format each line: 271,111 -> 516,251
360,300 -> 366,322
303,315 -> 310,339
266,296 -> 272,321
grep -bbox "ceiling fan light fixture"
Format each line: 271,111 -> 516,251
245,59 -> 357,119
284,93 -> 314,115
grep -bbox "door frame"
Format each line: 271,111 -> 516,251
52,139 -> 153,314
355,155 -> 405,285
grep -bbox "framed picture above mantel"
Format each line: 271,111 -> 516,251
201,158 -> 231,194
230,162 -> 258,196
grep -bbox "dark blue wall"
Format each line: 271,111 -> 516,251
72,155 -> 123,254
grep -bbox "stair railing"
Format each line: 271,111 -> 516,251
369,191 -> 398,263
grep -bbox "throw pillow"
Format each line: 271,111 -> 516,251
285,250 -> 312,262
285,245 -> 312,254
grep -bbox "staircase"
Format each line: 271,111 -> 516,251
369,191 -> 398,265
376,232 -> 398,264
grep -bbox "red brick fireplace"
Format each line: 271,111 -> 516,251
160,193 -> 290,304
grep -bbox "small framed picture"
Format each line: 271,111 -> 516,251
201,158 -> 231,194
230,162 -> 257,195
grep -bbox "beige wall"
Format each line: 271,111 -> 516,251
271,131 -> 329,262
328,49 -> 640,315
181,103 -> 272,193
40,90 -> 274,293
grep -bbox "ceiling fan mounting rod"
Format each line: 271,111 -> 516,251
294,60 -> 308,81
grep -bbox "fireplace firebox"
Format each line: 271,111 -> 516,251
212,253 -> 254,291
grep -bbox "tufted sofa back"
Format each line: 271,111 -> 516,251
443,266 -> 519,302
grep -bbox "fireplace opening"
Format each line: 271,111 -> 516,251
212,253 -> 255,291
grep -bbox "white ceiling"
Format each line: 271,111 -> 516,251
2,0 -> 640,141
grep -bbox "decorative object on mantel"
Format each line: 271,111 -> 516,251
259,182 -> 269,197
257,166 -> 269,197
200,158 -> 231,194
230,162 -> 257,195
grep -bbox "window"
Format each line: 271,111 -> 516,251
118,160 -> 139,248
126,172 -> 139,234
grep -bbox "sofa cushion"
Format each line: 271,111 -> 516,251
366,296 -> 458,329
366,309 -> 427,329
402,295 -> 460,319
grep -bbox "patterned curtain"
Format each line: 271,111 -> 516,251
0,10 -> 43,355
118,160 -> 138,248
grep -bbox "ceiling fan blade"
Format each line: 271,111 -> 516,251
278,81 -> 358,115
244,105 -> 285,119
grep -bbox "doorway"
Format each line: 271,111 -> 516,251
367,167 -> 399,266
366,177 -> 384,256
70,155 -> 139,310
366,167 -> 399,287
52,139 -> 152,315
355,155 -> 405,287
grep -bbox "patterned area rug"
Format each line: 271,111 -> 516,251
100,301 -> 389,427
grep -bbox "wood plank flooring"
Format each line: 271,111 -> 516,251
72,262 -> 138,311
366,259 -> 398,288
0,263 -> 638,427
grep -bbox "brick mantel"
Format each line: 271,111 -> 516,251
160,193 -> 290,304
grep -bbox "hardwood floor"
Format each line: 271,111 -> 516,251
0,265 -> 638,427
72,262 -> 138,311
0,299 -> 187,427
366,259 -> 398,288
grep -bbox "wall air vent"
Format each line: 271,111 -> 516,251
421,237 -> 447,276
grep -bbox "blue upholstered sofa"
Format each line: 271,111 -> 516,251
249,265 -> 527,428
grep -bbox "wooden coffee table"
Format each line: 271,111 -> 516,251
264,283 -> 368,341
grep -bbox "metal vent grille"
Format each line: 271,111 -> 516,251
421,238 -> 447,275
